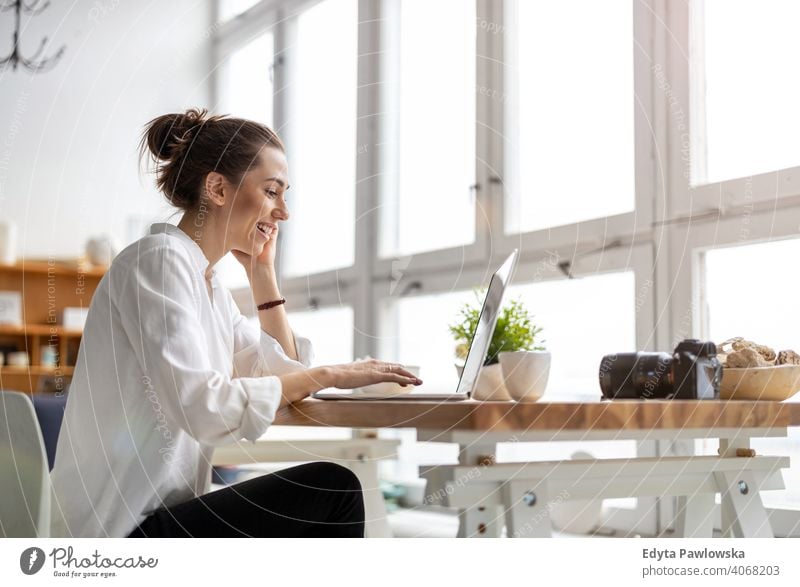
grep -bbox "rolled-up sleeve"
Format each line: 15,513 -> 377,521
116,245 -> 282,447
225,288 -> 315,378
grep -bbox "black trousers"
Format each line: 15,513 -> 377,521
126,462 -> 365,538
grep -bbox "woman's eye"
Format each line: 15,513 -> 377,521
265,190 -> 278,198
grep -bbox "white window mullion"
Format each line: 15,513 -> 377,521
475,0 -> 500,261
271,5 -> 296,284
354,0 -> 383,359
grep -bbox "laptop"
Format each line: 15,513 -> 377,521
313,249 -> 519,401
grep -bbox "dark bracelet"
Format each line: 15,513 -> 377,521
257,297 -> 286,311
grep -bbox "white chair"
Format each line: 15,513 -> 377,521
0,391 -> 51,537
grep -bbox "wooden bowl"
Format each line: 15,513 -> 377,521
720,364 -> 800,401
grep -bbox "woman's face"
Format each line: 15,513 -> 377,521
222,146 -> 290,256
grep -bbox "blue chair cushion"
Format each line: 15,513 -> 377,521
30,393 -> 68,471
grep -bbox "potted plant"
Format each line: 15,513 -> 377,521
449,291 -> 547,401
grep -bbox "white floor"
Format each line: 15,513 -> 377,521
387,507 -> 458,538
386,507 -> 607,538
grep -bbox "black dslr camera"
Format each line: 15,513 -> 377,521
598,339 -> 723,400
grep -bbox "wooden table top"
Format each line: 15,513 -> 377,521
273,398 -> 800,432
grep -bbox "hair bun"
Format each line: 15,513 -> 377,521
142,107 -> 209,162
139,106 -> 285,212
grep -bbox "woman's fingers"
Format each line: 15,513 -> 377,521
384,372 -> 422,385
392,366 -> 421,383
337,359 -> 423,386
371,361 -> 419,379
381,363 -> 422,384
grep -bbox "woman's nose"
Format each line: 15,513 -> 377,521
273,204 -> 289,222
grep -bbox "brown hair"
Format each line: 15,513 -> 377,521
139,107 -> 285,211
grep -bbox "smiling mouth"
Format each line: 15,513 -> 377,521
256,222 -> 276,238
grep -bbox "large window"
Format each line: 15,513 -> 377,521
505,0 -> 635,233
682,0 -> 800,532
379,0 -> 477,257
692,0 -> 800,185
703,239 -> 800,350
283,0 -> 358,277
218,31 -> 274,125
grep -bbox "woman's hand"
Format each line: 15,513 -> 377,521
231,224 -> 278,275
277,361 -> 423,407
324,358 -> 422,389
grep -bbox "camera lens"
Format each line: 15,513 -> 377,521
599,352 -> 674,399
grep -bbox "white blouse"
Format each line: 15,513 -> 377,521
49,222 -> 314,538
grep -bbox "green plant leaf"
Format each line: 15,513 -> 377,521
448,291 -> 546,366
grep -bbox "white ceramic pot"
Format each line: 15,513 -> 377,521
455,362 -> 511,401
498,350 -> 551,402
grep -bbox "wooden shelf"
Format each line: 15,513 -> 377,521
0,365 -> 74,376
0,258 -> 103,393
0,323 -> 84,337
0,259 -> 107,277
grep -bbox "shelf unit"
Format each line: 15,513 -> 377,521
0,258 -> 106,394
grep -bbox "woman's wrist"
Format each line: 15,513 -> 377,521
248,264 -> 277,284
278,367 -> 335,405
249,267 -> 281,301
311,366 -> 336,389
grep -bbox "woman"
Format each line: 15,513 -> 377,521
49,108 -> 423,538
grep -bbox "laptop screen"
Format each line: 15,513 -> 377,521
455,250 -> 518,395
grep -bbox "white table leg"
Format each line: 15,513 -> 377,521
457,505 -> 505,538
455,442 -> 503,538
502,478 -> 552,538
714,470 -> 773,538
674,493 -> 715,537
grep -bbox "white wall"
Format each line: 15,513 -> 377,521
0,0 -> 216,260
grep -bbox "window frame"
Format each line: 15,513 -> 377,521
665,0 -> 800,219
213,0 -> 661,359
493,0 -> 656,255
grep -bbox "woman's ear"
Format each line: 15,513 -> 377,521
204,172 -> 227,207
